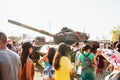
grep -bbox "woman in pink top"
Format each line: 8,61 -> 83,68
19,42 -> 34,80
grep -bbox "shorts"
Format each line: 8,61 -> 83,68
96,68 -> 104,74
42,67 -> 55,79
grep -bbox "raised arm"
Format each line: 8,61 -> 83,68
38,54 -> 48,64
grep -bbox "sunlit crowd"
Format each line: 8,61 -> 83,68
0,32 -> 120,80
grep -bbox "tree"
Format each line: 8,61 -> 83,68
111,26 -> 120,42
8,36 -> 21,43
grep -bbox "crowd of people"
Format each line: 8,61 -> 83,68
0,32 -> 120,80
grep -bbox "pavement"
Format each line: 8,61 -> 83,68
34,65 -> 43,80
34,71 -> 41,80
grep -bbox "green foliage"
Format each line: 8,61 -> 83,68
8,36 -> 21,42
112,26 -> 120,35
111,25 -> 120,41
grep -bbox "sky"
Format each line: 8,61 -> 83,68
0,0 -> 120,41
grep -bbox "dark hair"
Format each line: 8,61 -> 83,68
113,41 -> 118,48
21,42 -> 32,66
66,45 -> 71,57
75,42 -> 79,46
54,43 -> 68,70
116,43 -> 120,52
7,43 -> 12,49
108,45 -> 114,50
0,32 -> 7,44
13,41 -> 16,44
82,45 -> 91,51
116,43 -> 120,49
47,47 -> 56,65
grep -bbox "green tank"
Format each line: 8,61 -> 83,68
54,27 -> 89,44
8,19 -> 89,45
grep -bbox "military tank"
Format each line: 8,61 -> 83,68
8,19 -> 89,45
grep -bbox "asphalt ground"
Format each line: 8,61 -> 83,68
34,65 -> 43,80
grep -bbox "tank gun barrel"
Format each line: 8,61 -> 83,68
8,19 -> 55,37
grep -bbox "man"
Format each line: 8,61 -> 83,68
70,42 -> 81,70
95,48 -> 106,80
78,45 -> 97,80
0,32 -> 21,80
11,41 -> 18,53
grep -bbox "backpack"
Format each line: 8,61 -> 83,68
70,48 -> 79,63
82,53 -> 92,68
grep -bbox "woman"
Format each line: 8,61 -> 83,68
53,43 -> 75,80
38,47 -> 56,80
19,42 -> 34,80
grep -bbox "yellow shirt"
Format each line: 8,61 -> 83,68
55,56 -> 73,80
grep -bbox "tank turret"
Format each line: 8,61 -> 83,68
8,19 -> 89,45
54,27 -> 89,44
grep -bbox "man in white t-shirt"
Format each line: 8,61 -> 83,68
71,42 -> 82,72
